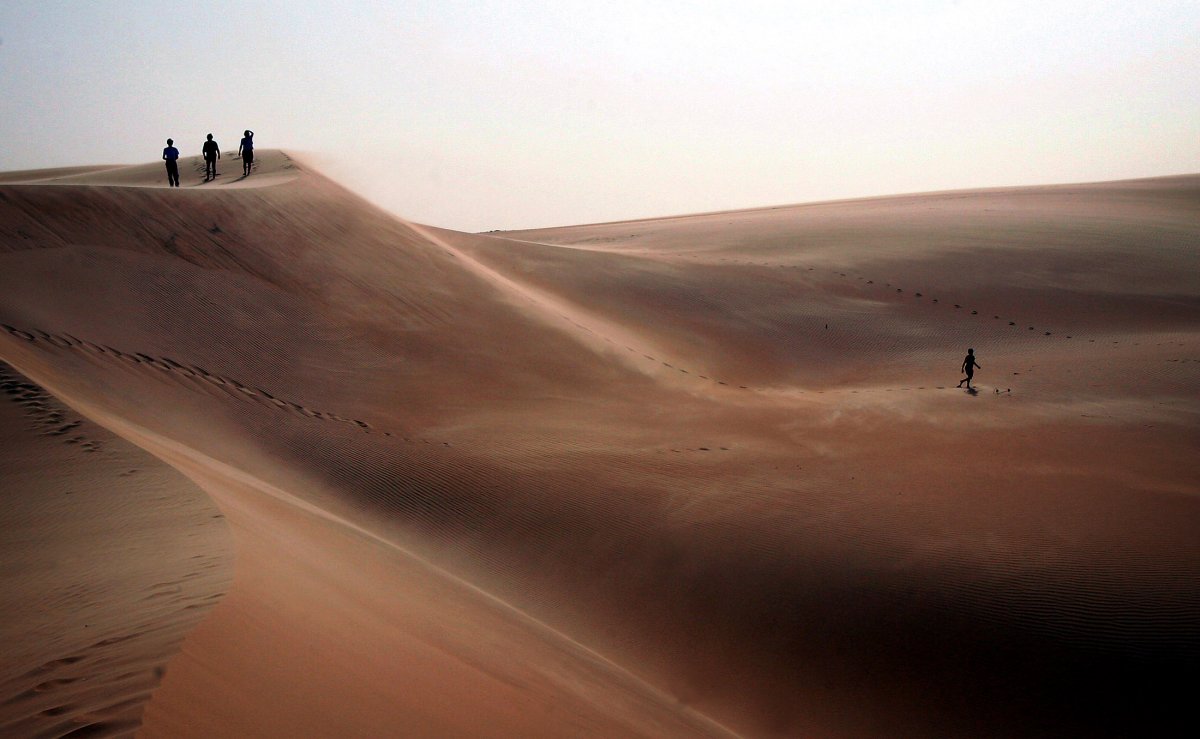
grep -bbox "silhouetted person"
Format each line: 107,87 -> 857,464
162,138 -> 180,187
202,133 -> 220,181
238,129 -> 254,176
957,348 -> 981,389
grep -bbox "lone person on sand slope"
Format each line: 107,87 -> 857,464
957,348 -> 981,389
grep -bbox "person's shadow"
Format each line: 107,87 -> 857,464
965,387 -> 979,396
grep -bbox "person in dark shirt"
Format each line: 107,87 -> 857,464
202,133 -> 220,181
162,138 -> 180,187
238,130 -> 254,176
957,348 -> 981,389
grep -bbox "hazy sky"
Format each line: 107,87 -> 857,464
1,1 -> 1197,231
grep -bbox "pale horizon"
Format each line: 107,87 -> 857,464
2,0 -> 1197,232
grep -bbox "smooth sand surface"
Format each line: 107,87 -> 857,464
1,154 -> 1197,737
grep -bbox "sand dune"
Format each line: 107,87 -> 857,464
0,361 -> 232,737
1,154 -> 1197,737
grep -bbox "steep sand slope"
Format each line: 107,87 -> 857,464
0,152 -> 735,738
1,157 -> 1198,737
0,362 -> 232,737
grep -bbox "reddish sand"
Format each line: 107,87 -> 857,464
1,152 -> 1197,737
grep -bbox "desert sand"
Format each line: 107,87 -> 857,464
1,151 -> 1197,737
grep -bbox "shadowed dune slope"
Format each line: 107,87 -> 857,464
1,157 -> 1198,737
0,361 -> 232,738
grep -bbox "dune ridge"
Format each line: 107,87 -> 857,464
1,153 -> 1198,737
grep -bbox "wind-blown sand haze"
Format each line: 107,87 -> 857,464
1,152 -> 1198,737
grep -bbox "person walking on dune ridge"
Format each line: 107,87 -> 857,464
238,129 -> 254,176
957,348 -> 981,389
202,133 -> 220,181
162,138 -> 180,187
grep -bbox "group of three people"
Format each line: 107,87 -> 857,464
161,130 -> 255,187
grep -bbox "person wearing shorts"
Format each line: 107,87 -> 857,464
957,348 -> 981,389
238,130 -> 254,176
